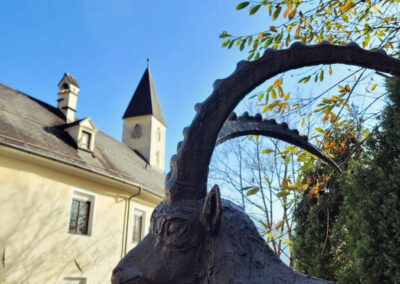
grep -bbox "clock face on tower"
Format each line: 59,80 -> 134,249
132,124 -> 142,138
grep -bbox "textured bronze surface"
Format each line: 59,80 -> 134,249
112,43 -> 400,284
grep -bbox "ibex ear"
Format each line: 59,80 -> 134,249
200,185 -> 222,234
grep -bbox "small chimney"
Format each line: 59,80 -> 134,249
58,73 -> 79,123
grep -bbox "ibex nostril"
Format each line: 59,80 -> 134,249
112,266 -> 144,284
112,264 -> 124,275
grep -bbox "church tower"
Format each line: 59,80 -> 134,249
122,66 -> 166,172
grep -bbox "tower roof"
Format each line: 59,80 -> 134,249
58,73 -> 79,88
123,68 -> 166,126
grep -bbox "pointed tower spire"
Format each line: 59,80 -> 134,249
122,67 -> 166,126
122,65 -> 167,172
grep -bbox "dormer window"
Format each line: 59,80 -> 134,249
81,131 -> 91,150
62,117 -> 97,152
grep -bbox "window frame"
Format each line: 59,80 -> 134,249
132,209 -> 146,244
80,131 -> 91,150
68,189 -> 95,237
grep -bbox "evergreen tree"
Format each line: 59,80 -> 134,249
293,120 -> 363,282
294,78 -> 400,282
341,77 -> 400,282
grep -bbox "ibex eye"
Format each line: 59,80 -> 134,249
167,222 -> 177,234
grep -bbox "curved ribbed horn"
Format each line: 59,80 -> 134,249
165,42 -> 400,206
216,112 -> 341,172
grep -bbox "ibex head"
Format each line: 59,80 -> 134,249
112,42 -> 400,284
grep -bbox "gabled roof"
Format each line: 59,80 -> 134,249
0,83 -> 164,197
123,68 -> 166,126
58,73 -> 79,88
58,117 -> 96,130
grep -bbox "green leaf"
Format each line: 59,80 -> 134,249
363,33 -> 370,48
298,76 -> 311,83
272,6 -> 282,20
277,190 -> 290,197
222,39 -> 230,47
274,33 -> 283,45
285,155 -> 291,166
249,4 -> 261,15
236,2 -> 250,10
264,36 -> 274,48
285,33 -> 291,46
262,148 -> 274,154
228,39 -> 235,49
283,145 -> 296,153
240,40 -> 246,51
297,152 -> 308,162
248,35 -> 253,46
271,88 -> 277,99
247,52 -> 255,61
219,31 -> 231,38
259,220 -> 269,230
247,187 -> 260,196
253,39 -> 259,50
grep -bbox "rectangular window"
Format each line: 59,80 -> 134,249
132,209 -> 145,243
69,191 -> 94,236
81,131 -> 91,149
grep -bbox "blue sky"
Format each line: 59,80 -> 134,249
0,0 -> 271,171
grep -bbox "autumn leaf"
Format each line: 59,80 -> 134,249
246,187 -> 260,196
283,4 -> 292,18
288,8 -> 297,20
284,93 -> 290,100
372,5 -> 382,14
271,88 -> 277,99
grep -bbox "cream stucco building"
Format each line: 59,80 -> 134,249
0,68 -> 166,284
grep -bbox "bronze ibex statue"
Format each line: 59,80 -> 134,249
112,42 -> 400,283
